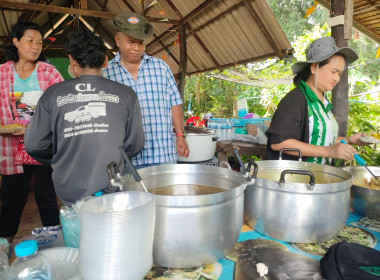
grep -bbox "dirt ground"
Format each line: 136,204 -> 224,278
14,191 -> 64,244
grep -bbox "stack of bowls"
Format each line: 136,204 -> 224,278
79,192 -> 155,280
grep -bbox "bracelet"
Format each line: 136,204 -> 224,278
176,132 -> 184,137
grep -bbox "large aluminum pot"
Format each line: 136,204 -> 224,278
121,164 -> 245,268
245,160 -> 352,243
177,127 -> 218,162
342,166 -> 380,220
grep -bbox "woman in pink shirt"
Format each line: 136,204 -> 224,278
0,22 -> 63,242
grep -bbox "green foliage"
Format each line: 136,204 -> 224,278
266,0 -> 329,42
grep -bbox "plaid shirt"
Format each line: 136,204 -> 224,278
0,61 -> 63,175
103,53 -> 182,165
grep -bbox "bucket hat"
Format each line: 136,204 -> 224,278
291,37 -> 358,75
108,12 -> 153,40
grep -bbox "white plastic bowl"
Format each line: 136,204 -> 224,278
40,247 -> 81,280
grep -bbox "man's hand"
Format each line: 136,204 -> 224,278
176,136 -> 189,158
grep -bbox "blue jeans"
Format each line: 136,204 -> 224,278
135,161 -> 177,170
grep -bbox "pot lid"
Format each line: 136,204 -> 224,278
174,126 -> 216,136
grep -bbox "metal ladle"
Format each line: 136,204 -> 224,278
118,146 -> 149,192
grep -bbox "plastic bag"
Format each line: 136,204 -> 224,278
32,225 -> 64,250
320,241 -> 380,280
60,206 -> 80,248
60,196 -> 97,248
234,128 -> 267,144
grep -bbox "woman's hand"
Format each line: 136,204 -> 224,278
347,132 -> 370,146
328,143 -> 357,160
11,125 -> 26,136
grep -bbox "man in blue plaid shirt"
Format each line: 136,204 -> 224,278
103,12 -> 189,169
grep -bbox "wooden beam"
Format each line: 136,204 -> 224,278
18,0 -> 42,23
157,39 -> 180,65
165,0 -> 183,18
146,0 -> 218,49
147,1 -> 241,59
146,26 -> 176,49
1,9 -> 10,35
331,0 -> 349,137
344,0 -> 353,40
93,0 -> 109,33
147,0 -> 220,69
193,2 -> 245,33
177,23 -> 187,101
81,0 -> 87,10
354,3 -> 380,15
189,50 -> 288,75
318,0 -> 380,43
120,0 -> 135,13
190,29 -> 221,68
242,0 -> 283,59
0,0 -> 116,18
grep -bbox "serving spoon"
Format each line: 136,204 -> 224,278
341,140 -> 378,179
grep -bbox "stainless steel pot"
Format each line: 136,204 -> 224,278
177,127 -> 217,162
342,166 -> 380,220
244,159 -> 352,243
121,164 -> 245,268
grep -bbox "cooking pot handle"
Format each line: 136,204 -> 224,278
247,159 -> 258,179
279,149 -> 302,161
279,169 -> 316,190
107,161 -> 120,181
212,136 -> 219,141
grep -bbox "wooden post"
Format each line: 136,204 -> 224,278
177,23 -> 187,104
331,0 -> 349,137
81,0 -> 87,10
344,0 -> 353,40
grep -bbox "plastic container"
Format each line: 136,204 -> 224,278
0,238 -> 9,257
208,118 -> 222,140
237,99 -> 248,118
0,250 -> 8,280
220,119 -> 227,141
226,119 -> 233,140
60,207 -> 80,248
7,240 -> 51,280
79,192 -> 155,280
40,247 -> 80,280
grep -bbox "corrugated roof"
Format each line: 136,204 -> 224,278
0,0 -> 292,75
1,0 -> 378,75
318,0 -> 380,44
